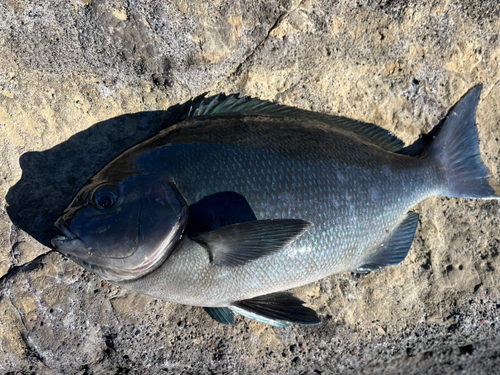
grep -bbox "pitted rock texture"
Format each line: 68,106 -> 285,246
1,0 -> 500,373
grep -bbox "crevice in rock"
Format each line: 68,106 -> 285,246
5,288 -> 54,372
220,0 -> 304,87
7,221 -> 18,267
0,250 -> 54,287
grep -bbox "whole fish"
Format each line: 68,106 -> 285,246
52,86 -> 500,327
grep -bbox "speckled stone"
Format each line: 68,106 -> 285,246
1,0 -> 500,373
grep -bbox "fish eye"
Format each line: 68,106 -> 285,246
92,185 -> 119,210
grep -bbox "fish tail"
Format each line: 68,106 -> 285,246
427,85 -> 500,199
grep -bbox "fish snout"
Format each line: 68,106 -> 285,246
52,218 -> 87,256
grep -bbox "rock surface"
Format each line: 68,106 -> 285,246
1,0 -> 500,373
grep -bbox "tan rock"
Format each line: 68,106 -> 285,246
1,0 -> 500,373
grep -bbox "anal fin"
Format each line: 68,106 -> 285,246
204,307 -> 236,325
354,212 -> 419,273
230,292 -> 320,327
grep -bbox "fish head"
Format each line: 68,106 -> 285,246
51,171 -> 188,282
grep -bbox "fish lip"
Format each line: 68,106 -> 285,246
51,234 -> 87,265
51,234 -> 80,246
52,220 -> 85,253
54,220 -> 79,240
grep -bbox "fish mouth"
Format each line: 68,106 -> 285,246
53,221 -> 79,241
51,221 -> 86,251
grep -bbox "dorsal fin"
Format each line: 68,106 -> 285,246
189,95 -> 404,152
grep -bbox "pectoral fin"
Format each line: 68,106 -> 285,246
204,307 -> 236,325
190,219 -> 312,267
354,212 -> 419,273
230,292 -> 321,327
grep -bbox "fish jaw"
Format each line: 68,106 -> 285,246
51,220 -> 88,255
52,234 -> 87,255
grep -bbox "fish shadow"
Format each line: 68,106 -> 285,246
6,95 -> 209,248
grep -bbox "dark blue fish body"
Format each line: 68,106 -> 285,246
119,117 -> 436,291
52,87 -> 500,326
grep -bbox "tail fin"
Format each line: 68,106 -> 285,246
427,85 -> 500,199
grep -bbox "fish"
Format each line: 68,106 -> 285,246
52,86 -> 500,327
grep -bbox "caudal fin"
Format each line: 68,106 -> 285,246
427,85 -> 500,199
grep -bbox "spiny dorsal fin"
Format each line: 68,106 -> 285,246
230,292 -> 320,327
354,212 -> 419,273
189,95 -> 404,152
190,219 -> 312,267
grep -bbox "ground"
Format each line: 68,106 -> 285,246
1,0 -> 500,373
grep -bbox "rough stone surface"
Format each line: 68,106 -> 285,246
1,0 -> 500,373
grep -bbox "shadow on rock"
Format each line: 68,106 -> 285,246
6,96 -> 206,248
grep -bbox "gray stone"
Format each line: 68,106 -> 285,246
1,0 -> 500,373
